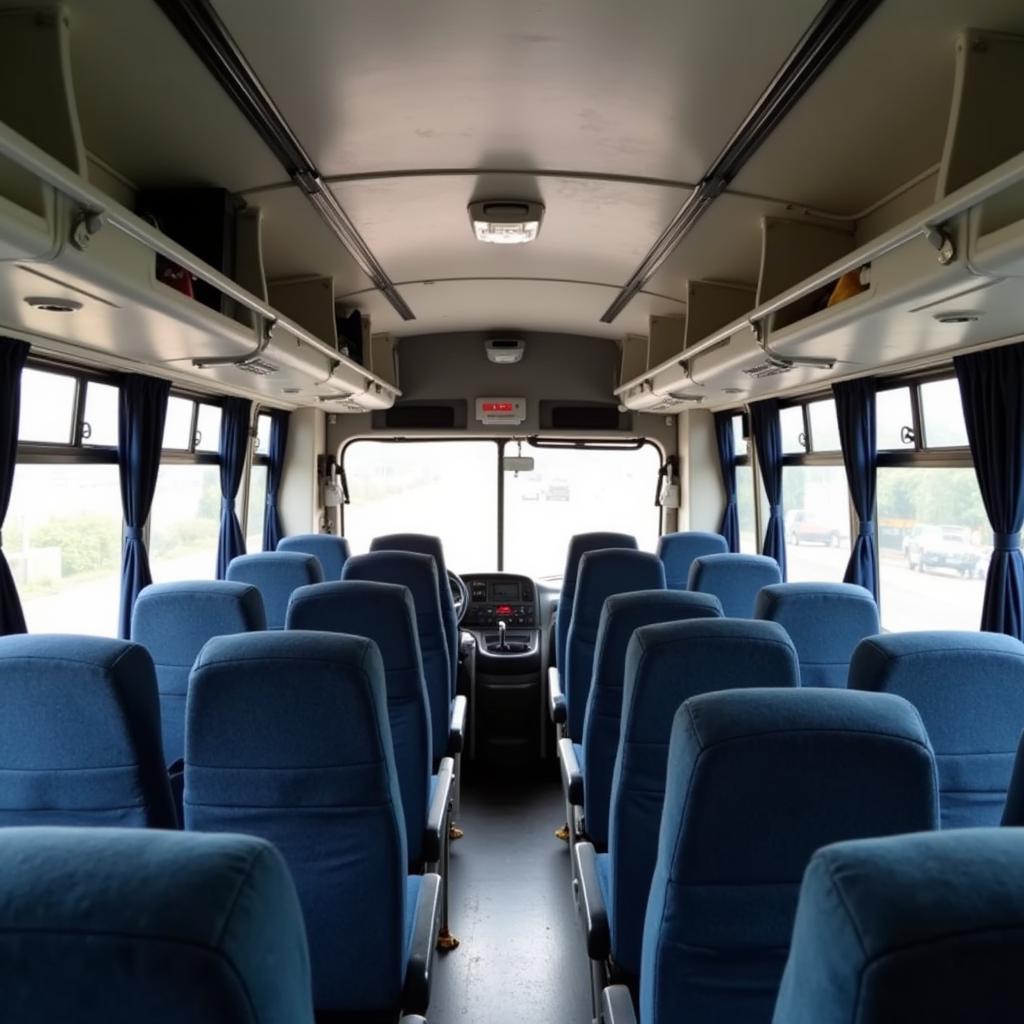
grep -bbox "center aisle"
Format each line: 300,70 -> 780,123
429,770 -> 593,1024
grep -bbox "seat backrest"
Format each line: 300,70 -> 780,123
849,631 -> 1024,828
277,533 -> 351,580
371,533 -> 458,698
656,531 -> 728,589
0,635 -> 176,829
225,551 -> 323,629
0,826 -> 312,1024
565,549 -> 665,742
754,582 -> 879,688
1002,731 -> 1024,825
555,532 -> 638,671
286,580 -> 432,867
773,829 -> 1024,1024
642,688 -> 937,1024
581,589 -> 723,848
609,618 -> 800,977
131,580 -> 266,765
688,552 -> 782,617
185,631 -> 408,1014
342,550 -> 450,766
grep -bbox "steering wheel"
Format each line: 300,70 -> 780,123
447,570 -> 469,624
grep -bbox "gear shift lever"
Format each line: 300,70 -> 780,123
497,620 -> 508,651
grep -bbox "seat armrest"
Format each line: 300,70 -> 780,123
448,694 -> 467,754
548,665 -> 567,724
602,985 -> 637,1024
558,736 -> 584,807
573,841 -> 610,961
424,757 -> 454,864
403,872 -> 441,1015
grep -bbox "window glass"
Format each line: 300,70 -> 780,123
344,440 -> 499,572
783,466 -> 850,582
82,381 -> 119,447
254,414 -> 272,456
162,396 -> 195,451
246,464 -> 268,553
504,444 -> 661,578
731,414 -> 745,455
7,463 -> 122,634
877,467 -> 989,630
779,406 -> 806,454
877,387 -> 915,450
920,378 -> 969,448
737,464 -> 759,554
807,399 -> 841,452
149,464 -> 221,581
19,369 -> 76,444
195,403 -> 222,453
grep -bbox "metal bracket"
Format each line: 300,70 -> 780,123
193,317 -> 277,370
748,318 -> 766,346
70,209 -> 104,251
924,226 -> 956,265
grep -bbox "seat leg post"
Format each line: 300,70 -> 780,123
450,751 -> 464,841
436,799 -> 460,952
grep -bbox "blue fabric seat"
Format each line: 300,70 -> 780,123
225,551 -> 323,629
688,552 -> 782,617
556,532 -> 638,671
593,619 -> 801,983
371,534 -> 459,699
754,582 -> 879,688
1002,730 -> 1024,825
184,631 -> 439,1016
773,829 -> 1024,1024
580,590 -> 723,848
656,531 -> 728,590
286,580 -> 433,868
0,635 -> 176,829
849,631 -> 1024,828
640,688 -> 938,1024
0,826 -> 312,1023
131,580 -> 266,765
564,549 -> 665,743
277,533 -> 351,580
343,551 -> 453,769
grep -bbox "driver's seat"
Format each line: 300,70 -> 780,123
370,534 -> 459,698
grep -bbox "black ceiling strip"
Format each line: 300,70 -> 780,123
600,0 -> 885,324
153,0 -> 414,321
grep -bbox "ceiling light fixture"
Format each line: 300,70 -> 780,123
24,296 -> 82,313
469,200 -> 544,245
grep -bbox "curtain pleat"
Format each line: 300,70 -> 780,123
0,338 -> 30,635
216,397 -> 252,579
750,399 -> 787,580
262,410 -> 290,551
713,411 -> 740,552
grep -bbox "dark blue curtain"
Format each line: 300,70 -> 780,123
0,338 -> 29,635
750,399 -> 786,580
954,344 -> 1024,639
216,397 -> 252,578
713,411 -> 740,552
262,410 -> 290,551
117,374 -> 171,639
833,377 -> 878,600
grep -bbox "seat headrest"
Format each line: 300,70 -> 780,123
0,635 -> 175,829
0,826 -> 312,1024
663,688 -> 937,883
775,829 -> 1024,1024
131,580 -> 267,670
656,531 -> 729,588
225,552 -> 324,628
342,551 -> 442,624
370,532 -> 448,574
624,618 -> 799,741
562,532 -> 638,595
187,631 -> 391,773
277,534 -> 351,580
286,581 -> 423,693
849,631 -> 1024,750
755,582 -> 879,685
572,550 -> 666,632
688,552 -> 783,616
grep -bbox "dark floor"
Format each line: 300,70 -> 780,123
429,764 -> 593,1024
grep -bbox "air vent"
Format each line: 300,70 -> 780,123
236,357 -> 279,376
742,357 -> 794,380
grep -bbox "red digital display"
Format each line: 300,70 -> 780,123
482,402 -> 515,412
496,604 -> 513,615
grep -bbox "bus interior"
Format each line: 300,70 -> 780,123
2,0 -> 1024,1021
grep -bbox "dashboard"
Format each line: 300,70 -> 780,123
462,573 -> 537,628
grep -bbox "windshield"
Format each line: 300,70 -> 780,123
342,438 -> 661,575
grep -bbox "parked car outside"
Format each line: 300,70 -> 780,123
903,524 -> 985,577
785,509 -> 844,547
